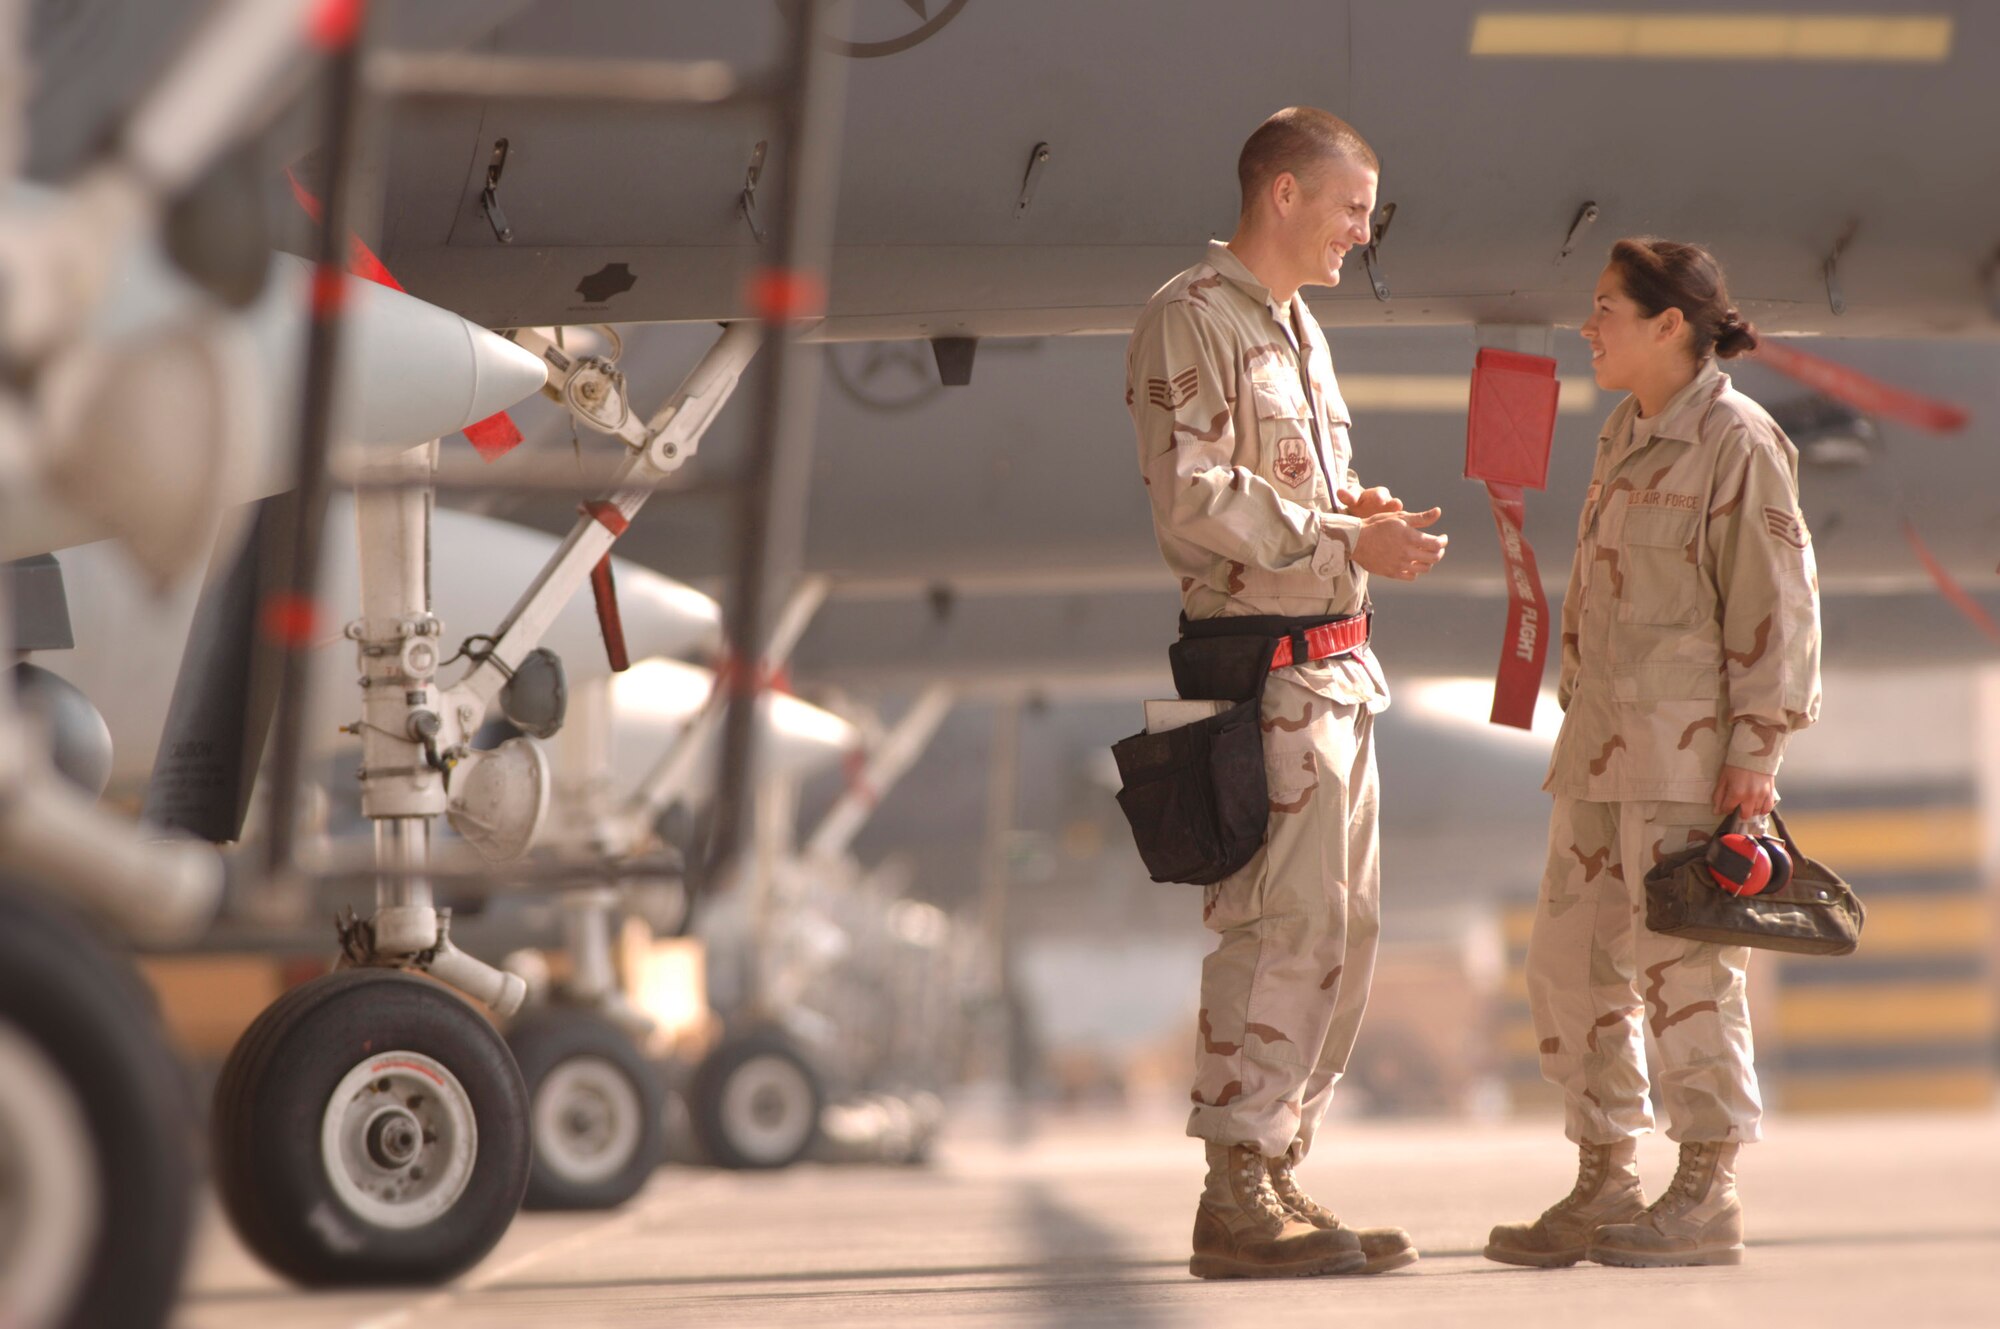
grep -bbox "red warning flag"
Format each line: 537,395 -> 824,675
1755,341 -> 1968,435
461,413 -> 523,460
1467,349 -> 1561,729
1903,520 -> 2000,648
284,168 -> 403,291
1754,339 -> 1994,644
588,555 -> 632,672
285,167 -> 524,458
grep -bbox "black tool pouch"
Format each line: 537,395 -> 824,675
1110,636 -> 1279,886
1168,636 -> 1272,705
1169,611 -> 1360,703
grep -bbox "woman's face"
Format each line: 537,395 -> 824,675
1580,264 -> 1680,393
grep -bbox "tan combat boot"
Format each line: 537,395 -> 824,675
1190,1143 -> 1369,1279
1266,1152 -> 1418,1274
1485,1139 -> 1646,1268
1588,1141 -> 1743,1267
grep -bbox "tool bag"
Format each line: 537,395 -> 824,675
1643,810 -> 1865,956
1111,614 -> 1350,886
1111,685 -> 1268,886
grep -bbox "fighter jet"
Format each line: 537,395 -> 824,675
9,3 -> 1996,1322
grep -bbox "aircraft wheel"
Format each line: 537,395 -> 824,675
0,886 -> 195,1329
510,1007 -> 664,1210
689,1027 -> 823,1170
212,969 -> 529,1286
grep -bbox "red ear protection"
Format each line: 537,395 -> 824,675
1706,824 -> 1792,897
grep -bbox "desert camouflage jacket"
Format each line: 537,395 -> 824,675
1125,241 -> 1387,710
1546,358 -> 1822,802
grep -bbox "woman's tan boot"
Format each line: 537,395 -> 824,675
1589,1141 -> 1744,1267
1485,1139 -> 1646,1267
1190,1143 -> 1369,1279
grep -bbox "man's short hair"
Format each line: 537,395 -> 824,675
1237,108 -> 1379,214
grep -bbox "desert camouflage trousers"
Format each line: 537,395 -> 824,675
1527,797 -> 1762,1146
1188,669 -> 1380,1160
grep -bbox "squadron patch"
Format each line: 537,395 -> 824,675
1147,366 -> 1200,412
1273,437 -> 1313,488
1762,506 -> 1809,549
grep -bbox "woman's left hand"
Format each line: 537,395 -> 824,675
1713,764 -> 1776,820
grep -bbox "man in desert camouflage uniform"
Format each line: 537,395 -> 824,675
1125,108 -> 1449,1280
1487,340 -> 1821,1269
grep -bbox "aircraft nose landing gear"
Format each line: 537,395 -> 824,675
212,970 -> 528,1286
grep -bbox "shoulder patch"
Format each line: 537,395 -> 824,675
1273,438 -> 1313,488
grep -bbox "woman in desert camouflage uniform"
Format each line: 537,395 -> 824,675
1486,239 -> 1821,1271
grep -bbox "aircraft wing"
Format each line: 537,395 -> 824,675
350,1 -> 1999,339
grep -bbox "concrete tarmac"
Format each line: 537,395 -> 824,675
175,1106 -> 2000,1328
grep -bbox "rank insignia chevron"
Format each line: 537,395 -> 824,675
1148,367 -> 1200,411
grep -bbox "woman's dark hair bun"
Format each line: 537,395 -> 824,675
1712,308 -> 1759,359
1608,239 -> 1757,363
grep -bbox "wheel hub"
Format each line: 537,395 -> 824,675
563,1098 -> 610,1143
321,1052 -> 478,1229
365,1107 -> 424,1169
750,1084 -> 791,1130
531,1056 -> 642,1186
718,1053 -> 815,1165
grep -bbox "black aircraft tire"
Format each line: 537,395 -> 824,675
0,886 -> 196,1329
689,1027 -> 824,1171
510,1007 -> 665,1211
212,970 -> 529,1286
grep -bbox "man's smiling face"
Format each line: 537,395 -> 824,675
1286,156 -> 1377,292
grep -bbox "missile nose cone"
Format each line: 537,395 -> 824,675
329,265 -> 548,443
253,255 -> 549,445
464,327 -> 548,428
